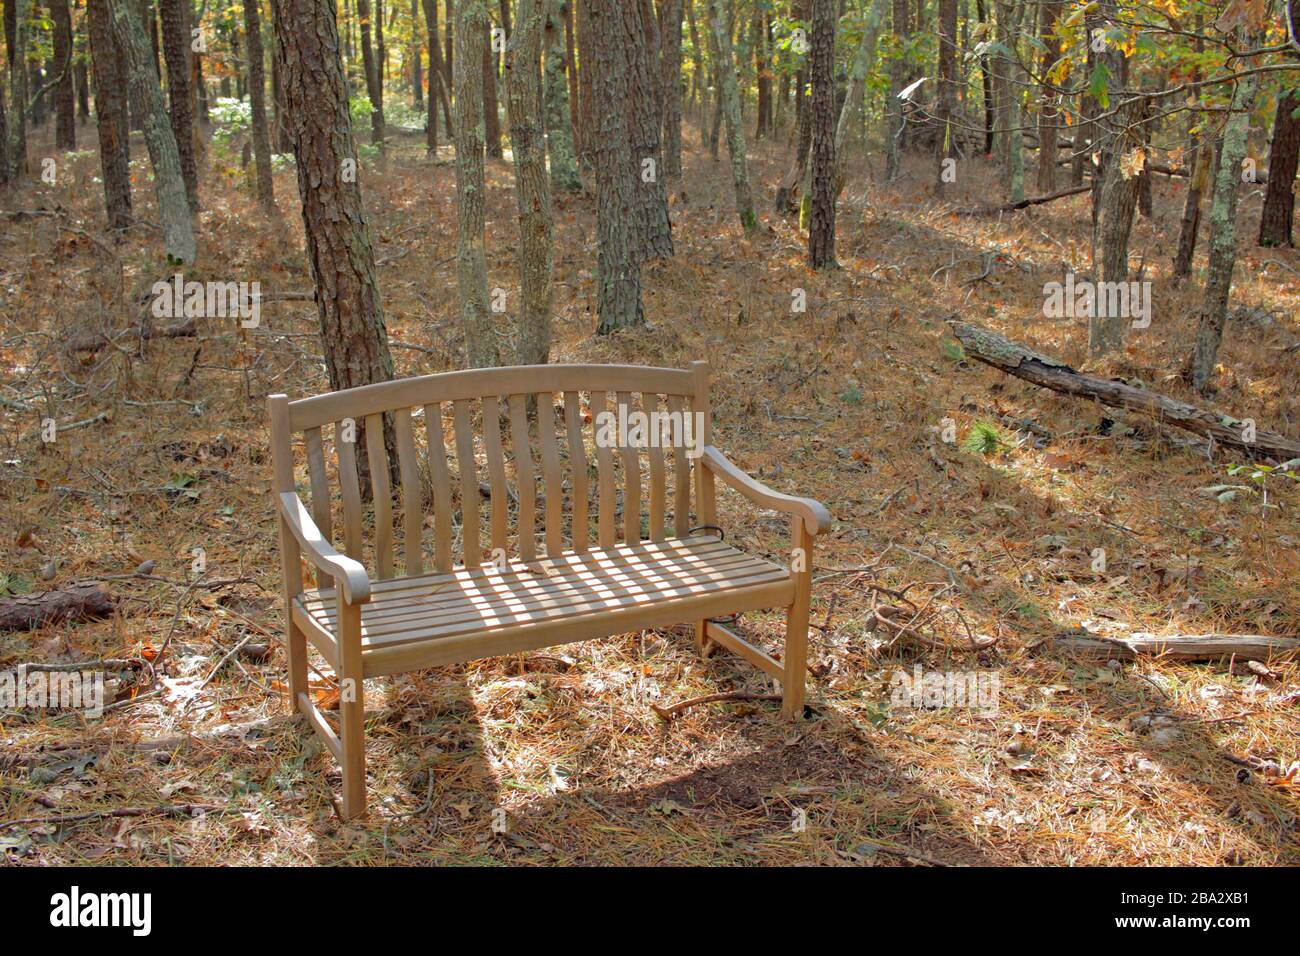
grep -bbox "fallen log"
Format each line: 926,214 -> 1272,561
960,183 -> 1093,216
1044,629 -> 1300,662
67,318 -> 197,354
948,319 -> 1300,460
0,582 -> 117,631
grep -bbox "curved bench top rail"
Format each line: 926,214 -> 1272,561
287,364 -> 696,432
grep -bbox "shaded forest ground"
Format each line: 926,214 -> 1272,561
1,114 -> 1298,865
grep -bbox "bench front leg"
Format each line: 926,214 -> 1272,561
337,593 -> 367,819
782,516 -> 814,719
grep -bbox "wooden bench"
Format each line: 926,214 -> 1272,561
269,362 -> 831,818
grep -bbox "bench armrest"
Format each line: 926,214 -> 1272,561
277,492 -> 372,604
700,446 -> 832,536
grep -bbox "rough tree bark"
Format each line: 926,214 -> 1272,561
482,24 -> 501,157
658,0 -> 682,181
271,0 -> 397,492
453,0 -> 500,366
709,0 -> 755,232
51,0 -> 76,149
807,0 -> 835,268
109,0 -> 196,263
1190,65 -> 1260,393
1258,90 -> 1298,248
1089,95 -> 1147,357
623,0 -> 672,259
159,0 -> 197,210
504,0 -> 552,366
243,0 -> 274,208
884,0 -> 908,181
1035,0 -> 1062,193
1173,136 -> 1210,277
543,0 -> 580,192
584,0 -> 643,332
87,0 -> 132,228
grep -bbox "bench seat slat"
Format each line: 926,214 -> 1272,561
294,537 -> 791,651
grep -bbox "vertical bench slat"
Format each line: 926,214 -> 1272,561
423,403 -> 454,573
335,418 -> 365,565
507,393 -> 537,561
691,362 -> 716,527
642,392 -> 667,542
616,391 -> 641,544
305,426 -> 333,545
563,391 -> 590,552
536,393 -> 564,557
665,394 -> 691,536
593,390 -> 617,549
364,413 -> 395,579
394,408 -> 423,576
452,399 -> 482,568
480,395 -> 510,560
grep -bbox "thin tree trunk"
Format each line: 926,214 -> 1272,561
7,0 -> 29,177
453,0 -> 499,366
885,0 -> 908,181
357,0 -> 384,143
244,0 -> 274,207
834,0 -> 884,194
1089,94 -> 1147,357
543,0 -> 580,192
1189,64 -> 1260,393
1173,136 -> 1209,277
709,0 -> 755,232
807,0 -> 835,268
412,0 -> 424,108
109,0 -> 196,263
51,0 -> 76,149
159,0 -> 197,209
659,0 -> 682,180
1035,0 -> 1061,193
505,0 -> 552,366
1259,89 -> 1299,248
87,0 -> 132,228
564,0 -> 578,152
935,0 -> 956,192
584,0 -> 643,332
271,0 -> 397,493
575,0 -> 595,180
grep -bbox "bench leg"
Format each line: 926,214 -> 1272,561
285,615 -> 309,716
338,601 -> 367,819
781,520 -> 814,720
694,620 -> 714,658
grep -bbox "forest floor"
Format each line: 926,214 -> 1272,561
2,115 -> 1299,865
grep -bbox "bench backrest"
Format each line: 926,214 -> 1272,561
268,362 -> 716,581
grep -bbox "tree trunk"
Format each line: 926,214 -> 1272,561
1035,0 -> 1061,193
624,0 -> 672,259
885,0 -> 908,181
243,0 -> 274,208
159,0 -> 197,210
807,0 -> 835,268
357,0 -> 384,143
7,0 -> 29,177
584,0 -> 643,332
659,0 -> 682,180
935,0 -> 956,192
453,0 -> 500,366
709,0 -> 755,232
835,0 -> 884,194
109,0 -> 196,263
1190,65 -> 1260,393
575,0 -> 595,180
51,0 -> 77,149
1172,136 -> 1208,277
482,29 -> 501,157
0,73 -> 8,184
271,28 -> 292,150
0,583 -> 117,631
271,0 -> 397,493
505,0 -> 552,366
412,0 -> 424,108
543,0 -> 580,192
1089,95 -> 1147,357
1258,90 -> 1299,248
87,0 -> 132,228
